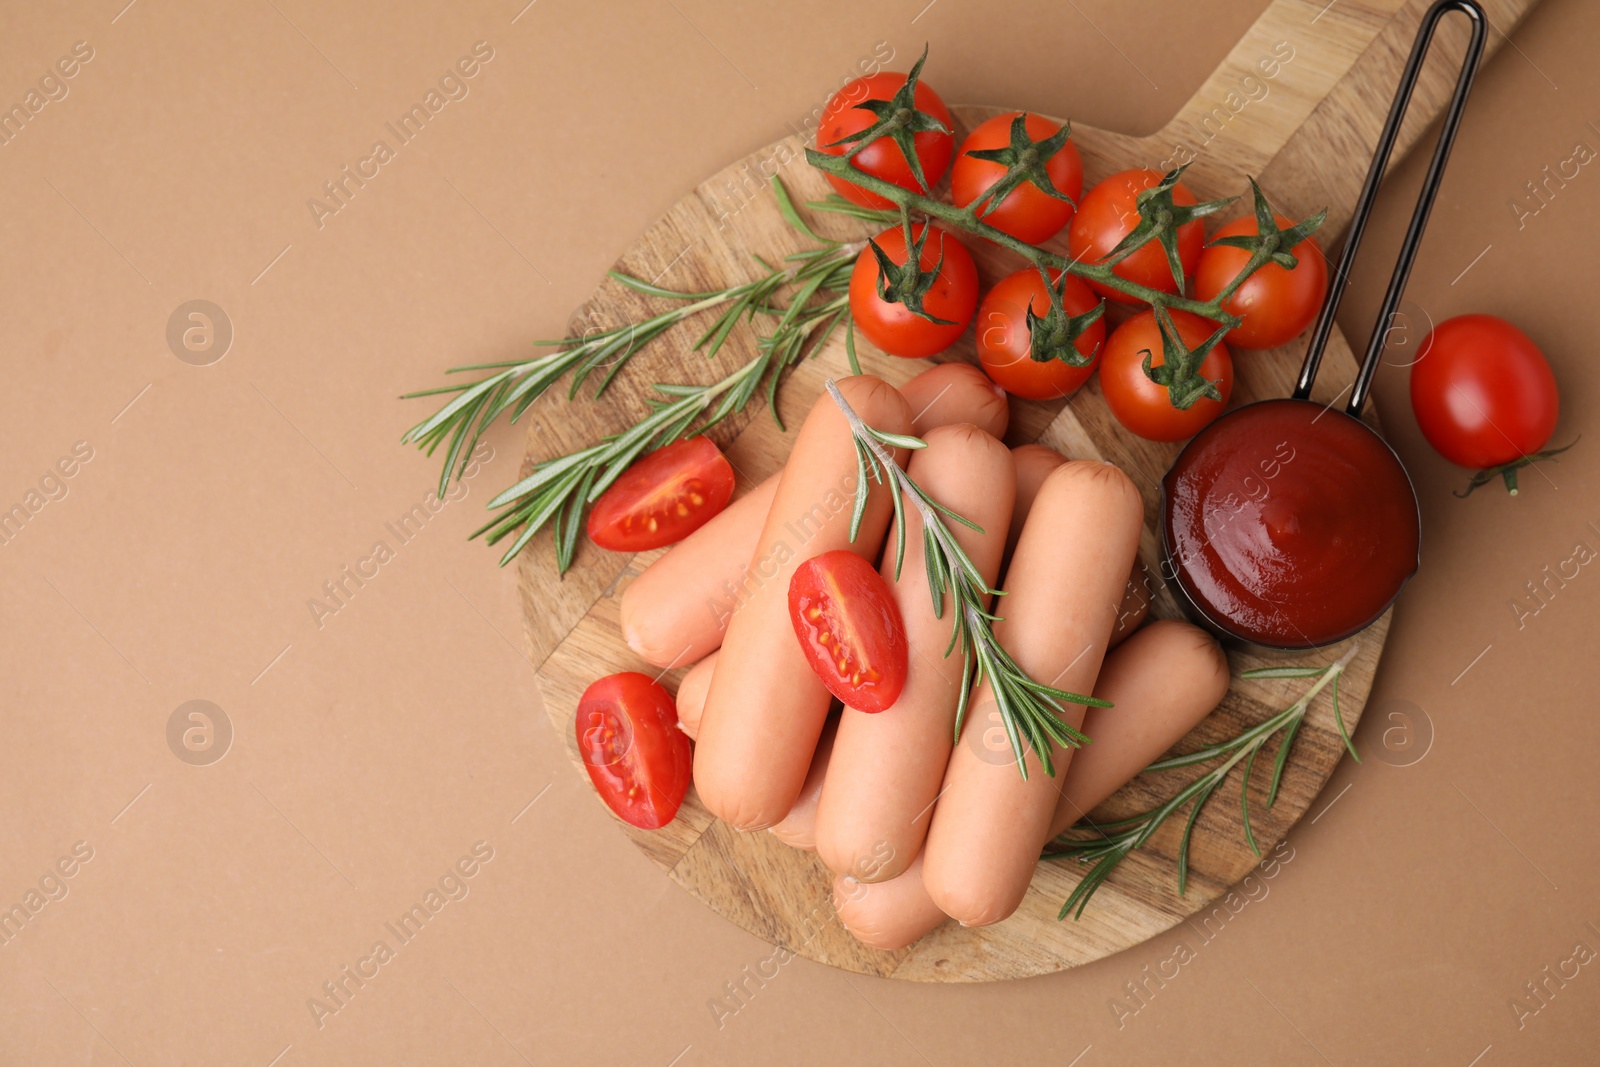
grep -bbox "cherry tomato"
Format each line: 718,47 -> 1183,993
976,268 -> 1105,400
586,437 -> 736,552
815,72 -> 954,210
1100,310 -> 1233,442
950,112 -> 1084,244
849,223 -> 979,359
1067,168 -> 1205,304
788,550 -> 908,713
1410,314 -> 1561,483
575,672 -> 693,829
1194,214 -> 1328,349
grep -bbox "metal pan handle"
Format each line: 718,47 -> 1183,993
1292,0 -> 1488,416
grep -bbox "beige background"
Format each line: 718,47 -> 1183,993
1,0 -> 1595,1064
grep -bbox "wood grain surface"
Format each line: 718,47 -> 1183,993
518,0 -> 1537,981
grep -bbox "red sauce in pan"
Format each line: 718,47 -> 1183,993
1162,399 -> 1419,648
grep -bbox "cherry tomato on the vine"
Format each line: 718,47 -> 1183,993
815,72 -> 954,210
849,223 -> 978,359
788,550 -> 908,713
586,437 -> 736,552
1100,310 -> 1233,442
575,672 -> 693,829
950,112 -> 1084,245
1194,214 -> 1328,350
1068,168 -> 1205,304
1410,314 -> 1562,492
976,268 -> 1105,400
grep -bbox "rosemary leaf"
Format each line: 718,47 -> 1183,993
1331,671 -> 1360,763
1240,743 -> 1262,858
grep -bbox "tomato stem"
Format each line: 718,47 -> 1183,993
1454,436 -> 1580,498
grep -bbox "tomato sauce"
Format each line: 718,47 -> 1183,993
1161,399 -> 1419,648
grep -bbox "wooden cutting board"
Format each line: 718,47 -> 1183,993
516,0 -> 1537,981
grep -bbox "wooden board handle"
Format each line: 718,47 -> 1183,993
1156,0 -> 1402,182
1158,0 -> 1536,220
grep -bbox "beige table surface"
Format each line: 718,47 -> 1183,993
2,1 -> 1596,1064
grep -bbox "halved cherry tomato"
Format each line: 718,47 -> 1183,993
815,72 -> 954,210
976,268 -> 1105,400
788,550 -> 908,713
1410,314 -> 1563,493
1194,214 -> 1328,349
1067,168 -> 1205,304
575,672 -> 693,829
586,437 -> 735,552
950,112 -> 1083,245
849,223 -> 978,359
1100,310 -> 1233,442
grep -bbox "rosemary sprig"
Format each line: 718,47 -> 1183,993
401,289 -> 723,498
474,281 -> 854,570
826,379 -> 1110,779
401,178 -> 891,500
802,51 -> 1328,408
1045,646 -> 1361,920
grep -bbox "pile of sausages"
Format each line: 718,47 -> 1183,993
621,365 -> 1231,948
